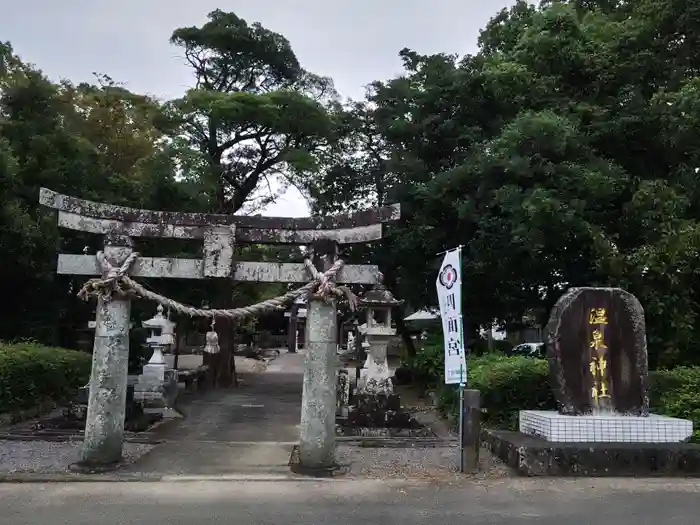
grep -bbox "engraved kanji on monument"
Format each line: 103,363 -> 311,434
545,287 -> 650,416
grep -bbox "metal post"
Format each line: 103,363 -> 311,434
297,241 -> 339,473
458,383 -> 464,472
76,236 -> 132,470
461,389 -> 481,473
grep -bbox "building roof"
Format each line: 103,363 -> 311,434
403,309 -> 440,322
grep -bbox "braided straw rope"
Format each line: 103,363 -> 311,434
77,251 -> 357,319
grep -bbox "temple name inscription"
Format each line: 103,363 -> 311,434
588,307 -> 611,412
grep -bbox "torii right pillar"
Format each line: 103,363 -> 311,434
295,203 -> 400,474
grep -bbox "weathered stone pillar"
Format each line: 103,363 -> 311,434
78,237 -> 132,469
298,243 -> 338,471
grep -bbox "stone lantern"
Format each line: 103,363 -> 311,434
357,284 -> 403,395
142,304 -> 176,368
135,304 -> 178,414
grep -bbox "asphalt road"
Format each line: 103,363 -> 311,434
3,478 -> 700,525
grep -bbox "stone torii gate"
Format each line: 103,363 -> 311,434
39,187 -> 400,472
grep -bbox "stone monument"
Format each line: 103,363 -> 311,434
519,287 -> 690,443
482,286 -> 700,477
356,285 -> 401,394
547,287 -> 648,416
133,305 -> 178,416
336,370 -> 350,420
346,331 -> 355,352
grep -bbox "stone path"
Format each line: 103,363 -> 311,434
124,350 -> 304,476
123,350 -> 509,481
0,349 -> 507,480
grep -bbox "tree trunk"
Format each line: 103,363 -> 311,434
200,274 -> 238,388
394,308 -> 417,357
288,303 -> 299,353
381,268 -> 417,357
213,311 -> 237,388
203,351 -> 218,387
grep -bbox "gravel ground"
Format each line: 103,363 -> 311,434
334,385 -> 513,483
336,444 -> 512,483
0,440 -> 154,473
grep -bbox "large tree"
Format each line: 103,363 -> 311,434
157,11 -> 344,385
0,42 -> 191,344
310,0 -> 700,367
165,10 -> 338,215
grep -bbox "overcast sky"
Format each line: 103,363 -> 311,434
1,0 -> 517,216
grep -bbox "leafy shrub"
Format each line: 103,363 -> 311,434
0,341 -> 91,413
401,342 -> 444,389
387,337 -> 406,357
405,341 -> 700,435
470,355 -> 554,427
435,354 -> 554,428
257,329 -> 274,348
649,367 -> 700,440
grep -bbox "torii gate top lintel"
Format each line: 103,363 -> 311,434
39,188 -> 400,283
39,187 -> 400,245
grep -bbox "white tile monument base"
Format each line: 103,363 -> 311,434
519,410 -> 692,443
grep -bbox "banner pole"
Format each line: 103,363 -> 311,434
456,245 -> 465,473
436,245 -> 467,473
459,365 -> 465,473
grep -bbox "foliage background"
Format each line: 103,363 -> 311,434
2,1 -> 700,387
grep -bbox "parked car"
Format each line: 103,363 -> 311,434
509,342 -> 546,358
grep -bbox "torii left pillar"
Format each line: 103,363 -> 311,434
77,235 -> 133,470
297,241 -> 339,473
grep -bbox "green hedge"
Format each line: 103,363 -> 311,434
649,367 -> 700,440
404,344 -> 700,438
433,354 -> 554,429
0,341 -> 92,413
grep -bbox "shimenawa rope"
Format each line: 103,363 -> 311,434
77,251 -> 358,319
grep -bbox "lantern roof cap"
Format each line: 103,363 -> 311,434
143,304 -> 176,330
359,284 -> 402,307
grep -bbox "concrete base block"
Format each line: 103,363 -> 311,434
520,410 -> 692,443
483,429 -> 700,477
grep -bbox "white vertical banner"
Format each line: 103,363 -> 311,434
436,247 -> 467,385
